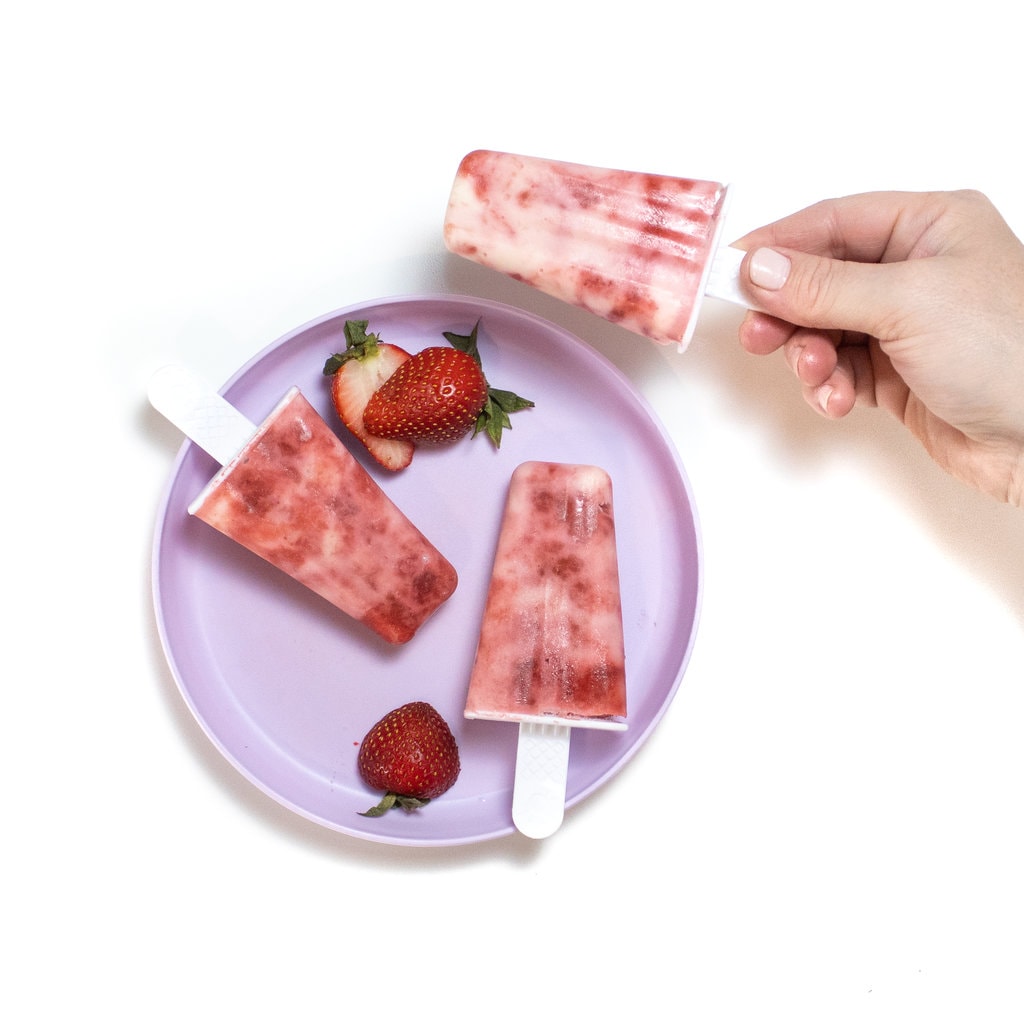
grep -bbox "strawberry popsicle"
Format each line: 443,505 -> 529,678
465,460 -> 627,725
151,366 -> 457,645
444,149 -> 746,350
465,461 -> 626,838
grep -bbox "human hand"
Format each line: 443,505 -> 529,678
734,190 -> 1024,505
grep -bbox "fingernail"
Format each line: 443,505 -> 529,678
786,343 -> 804,375
749,247 -> 792,290
816,384 -> 834,415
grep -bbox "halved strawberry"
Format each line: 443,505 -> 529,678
322,320 -> 415,471
363,320 -> 533,447
357,701 -> 461,816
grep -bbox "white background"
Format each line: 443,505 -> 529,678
5,2 -> 1023,1021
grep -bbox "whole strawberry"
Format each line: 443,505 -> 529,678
322,320 -> 415,471
363,320 -> 533,448
364,346 -> 485,445
357,701 -> 461,816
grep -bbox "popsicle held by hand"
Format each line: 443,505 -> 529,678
149,365 -> 458,645
443,149 -> 756,350
465,461 -> 627,838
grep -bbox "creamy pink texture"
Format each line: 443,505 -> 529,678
443,149 -> 727,346
464,461 -> 626,723
189,388 -> 457,645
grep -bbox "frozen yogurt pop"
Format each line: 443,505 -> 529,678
444,149 -> 754,350
149,365 -> 457,645
465,461 -> 627,838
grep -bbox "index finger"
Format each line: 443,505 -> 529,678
731,191 -> 950,264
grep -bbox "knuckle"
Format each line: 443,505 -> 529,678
793,257 -> 840,318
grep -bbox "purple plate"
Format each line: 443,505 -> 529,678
152,294 -> 702,845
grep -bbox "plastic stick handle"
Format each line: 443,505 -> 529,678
512,720 -> 572,839
703,245 -> 766,311
148,364 -> 257,467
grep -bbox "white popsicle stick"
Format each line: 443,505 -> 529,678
704,245 -> 757,309
503,711 -> 626,837
512,721 -> 572,839
148,364 -> 257,467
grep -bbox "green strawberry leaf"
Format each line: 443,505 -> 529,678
474,388 -> 535,447
442,321 -> 483,366
489,388 -> 535,415
322,319 -> 382,375
358,792 -> 432,817
445,320 -> 534,447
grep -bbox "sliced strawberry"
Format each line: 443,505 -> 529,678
357,701 -> 461,816
322,320 -> 415,471
363,320 -> 533,448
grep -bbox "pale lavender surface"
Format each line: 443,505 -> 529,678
152,294 -> 702,846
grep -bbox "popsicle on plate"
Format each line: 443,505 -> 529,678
150,366 -> 458,645
465,460 -> 627,724
443,149 -> 739,350
464,461 -> 626,838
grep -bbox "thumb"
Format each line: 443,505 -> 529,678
744,246 -> 901,337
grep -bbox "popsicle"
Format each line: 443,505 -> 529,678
443,149 -> 755,350
465,461 -> 627,838
149,365 -> 457,645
